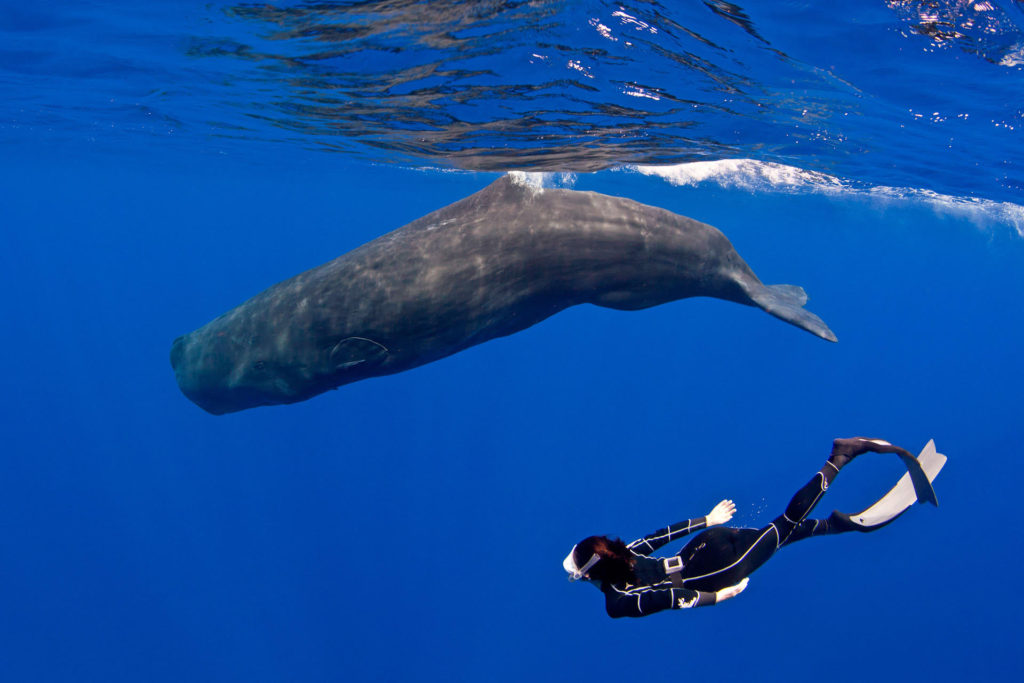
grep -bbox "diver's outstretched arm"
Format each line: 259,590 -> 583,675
626,501 -> 735,556
603,573 -> 750,617
604,582 -> 717,618
627,517 -> 709,555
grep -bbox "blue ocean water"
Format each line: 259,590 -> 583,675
2,2 -> 1022,681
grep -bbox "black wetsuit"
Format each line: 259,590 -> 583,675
601,517 -> 717,617
602,455 -> 869,618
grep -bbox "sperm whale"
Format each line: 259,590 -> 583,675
171,176 -> 836,414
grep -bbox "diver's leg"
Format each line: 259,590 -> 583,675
779,515 -> 856,546
780,518 -> 825,545
770,465 -> 834,545
771,437 -> 896,545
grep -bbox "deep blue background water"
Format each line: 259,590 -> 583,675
2,2 -> 1024,682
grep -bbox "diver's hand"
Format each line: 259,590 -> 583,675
715,577 -> 749,603
706,499 -> 736,526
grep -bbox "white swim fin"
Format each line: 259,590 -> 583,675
833,440 -> 946,531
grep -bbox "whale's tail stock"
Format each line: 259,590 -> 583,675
748,283 -> 838,342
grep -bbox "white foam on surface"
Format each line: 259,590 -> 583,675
507,171 -> 578,191
634,160 -> 1024,237
1000,42 -> 1024,67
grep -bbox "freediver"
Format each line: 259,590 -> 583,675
563,437 -> 944,618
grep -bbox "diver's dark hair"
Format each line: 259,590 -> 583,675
575,535 -> 635,585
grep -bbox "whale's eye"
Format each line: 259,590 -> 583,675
253,360 -> 267,371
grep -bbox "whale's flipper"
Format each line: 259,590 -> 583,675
329,336 -> 389,371
748,283 -> 838,343
833,440 -> 947,531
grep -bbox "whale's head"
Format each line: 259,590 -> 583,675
170,329 -> 303,415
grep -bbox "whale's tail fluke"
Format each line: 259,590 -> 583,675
749,283 -> 838,342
